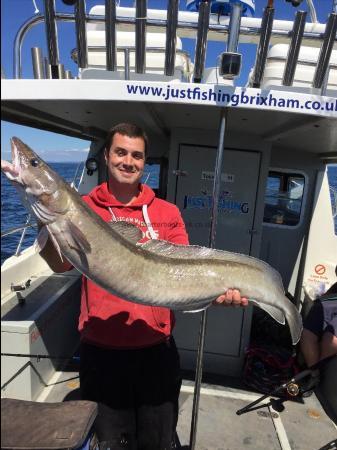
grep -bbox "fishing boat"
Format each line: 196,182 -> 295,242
1,0 -> 337,448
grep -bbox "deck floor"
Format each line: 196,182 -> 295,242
40,369 -> 337,450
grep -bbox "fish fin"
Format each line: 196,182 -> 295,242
109,221 -> 142,244
46,225 -> 64,263
141,240 -> 218,259
183,307 -> 208,313
141,241 -> 284,292
34,225 -> 49,253
182,302 -> 212,313
250,299 -> 286,325
141,240 -> 274,276
66,221 -> 91,253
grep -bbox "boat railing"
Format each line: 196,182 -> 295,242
12,2 -> 337,93
1,214 -> 35,258
70,160 -> 85,190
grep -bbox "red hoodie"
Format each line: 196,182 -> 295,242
78,182 -> 189,349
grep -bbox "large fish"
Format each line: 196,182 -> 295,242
1,137 -> 303,344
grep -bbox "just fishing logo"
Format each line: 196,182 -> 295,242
184,194 -> 249,214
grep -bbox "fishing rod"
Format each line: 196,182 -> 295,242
236,355 -> 335,416
1,352 -> 80,362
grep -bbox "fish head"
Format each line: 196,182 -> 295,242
1,137 -> 70,223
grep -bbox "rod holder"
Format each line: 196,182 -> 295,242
124,48 -> 130,80
193,0 -> 211,83
250,6 -> 275,88
312,12 -> 337,89
44,57 -> 52,78
164,0 -> 179,76
31,47 -> 45,79
43,0 -> 60,77
105,0 -> 117,71
58,63 -> 66,78
135,0 -> 147,74
282,10 -> 307,86
75,0 -> 88,69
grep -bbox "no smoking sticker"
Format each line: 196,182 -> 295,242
315,264 -> 326,275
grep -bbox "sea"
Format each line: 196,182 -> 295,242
1,164 -> 337,265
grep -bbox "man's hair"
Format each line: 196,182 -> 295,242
105,123 -> 148,156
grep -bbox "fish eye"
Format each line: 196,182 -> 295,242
30,158 -> 39,167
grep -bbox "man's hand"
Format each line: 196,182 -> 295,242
213,289 -> 248,307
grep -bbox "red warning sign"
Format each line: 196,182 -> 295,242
315,264 -> 326,275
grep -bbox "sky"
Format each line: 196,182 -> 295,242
1,0 -> 335,161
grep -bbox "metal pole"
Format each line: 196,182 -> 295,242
312,13 -> 337,89
193,0 -> 211,83
43,0 -> 59,78
135,0 -> 147,73
75,0 -> 88,69
124,48 -> 130,80
31,47 -> 45,79
105,0 -> 117,71
227,2 -> 243,53
65,69 -> 73,79
165,0 -> 179,76
250,5 -> 274,88
282,10 -> 307,86
189,108 -> 228,450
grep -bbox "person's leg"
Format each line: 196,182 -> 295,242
320,331 -> 337,361
300,328 -> 320,367
79,342 -> 137,449
136,338 -> 182,450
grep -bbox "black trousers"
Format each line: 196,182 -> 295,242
79,338 -> 182,450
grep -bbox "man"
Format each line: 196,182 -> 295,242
40,123 -> 248,449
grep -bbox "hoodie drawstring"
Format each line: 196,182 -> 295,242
142,205 -> 157,240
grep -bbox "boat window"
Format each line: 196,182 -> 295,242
141,158 -> 168,199
263,171 -> 305,226
142,163 -> 160,189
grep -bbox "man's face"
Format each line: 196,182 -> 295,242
105,133 -> 146,186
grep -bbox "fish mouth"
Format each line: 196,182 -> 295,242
1,138 -> 24,183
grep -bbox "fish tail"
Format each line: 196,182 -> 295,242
285,300 -> 303,345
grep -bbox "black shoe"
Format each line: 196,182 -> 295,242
300,369 -> 320,397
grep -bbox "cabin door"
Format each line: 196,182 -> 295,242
173,145 -> 261,376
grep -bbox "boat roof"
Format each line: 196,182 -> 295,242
2,79 -> 336,157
